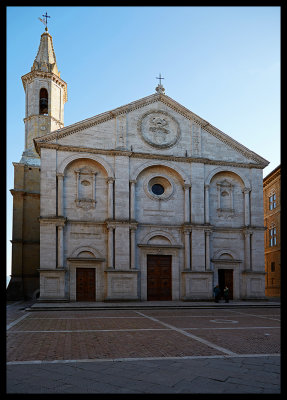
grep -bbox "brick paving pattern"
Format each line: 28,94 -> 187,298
6,301 -> 281,393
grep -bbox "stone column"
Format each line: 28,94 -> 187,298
244,230 -> 251,270
130,226 -> 137,269
184,184 -> 191,223
75,170 -> 79,202
205,184 -> 210,224
190,184 -> 192,223
57,225 -> 64,268
130,180 -> 136,220
107,225 -> 114,268
243,188 -> 250,226
205,231 -> 210,270
184,229 -> 191,270
107,178 -> 114,220
57,173 -> 64,216
9,188 -> 25,290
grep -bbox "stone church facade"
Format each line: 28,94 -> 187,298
8,27 -> 269,302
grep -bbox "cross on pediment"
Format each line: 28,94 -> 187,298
156,73 -> 164,85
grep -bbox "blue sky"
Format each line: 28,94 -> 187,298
6,6 -> 280,276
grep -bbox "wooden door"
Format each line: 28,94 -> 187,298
224,269 -> 233,300
218,269 -> 233,300
76,268 -> 95,301
147,255 -> 172,301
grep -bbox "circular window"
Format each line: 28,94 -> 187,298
146,176 -> 174,200
151,183 -> 165,195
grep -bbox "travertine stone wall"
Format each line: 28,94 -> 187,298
37,99 -> 267,301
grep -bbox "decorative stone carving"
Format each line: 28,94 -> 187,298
116,114 -> 127,149
192,122 -> 201,155
75,167 -> 97,210
138,110 -> 180,148
216,179 -> 234,217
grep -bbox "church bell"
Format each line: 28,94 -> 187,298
39,90 -> 48,114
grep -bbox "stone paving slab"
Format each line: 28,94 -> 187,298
6,356 -> 280,393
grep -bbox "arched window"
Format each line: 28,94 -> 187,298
39,88 -> 48,115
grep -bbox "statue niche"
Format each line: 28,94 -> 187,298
216,179 -> 234,216
75,167 -> 97,210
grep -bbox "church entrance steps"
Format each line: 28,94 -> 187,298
25,300 -> 280,312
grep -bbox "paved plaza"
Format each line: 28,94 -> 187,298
6,300 -> 281,393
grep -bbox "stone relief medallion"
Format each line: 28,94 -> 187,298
138,110 -> 180,148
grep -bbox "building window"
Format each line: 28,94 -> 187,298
146,175 -> 173,200
269,227 -> 277,247
269,194 -> 276,210
39,88 -> 48,115
271,262 -> 275,272
151,183 -> 165,195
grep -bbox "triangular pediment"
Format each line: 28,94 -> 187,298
34,92 -> 269,167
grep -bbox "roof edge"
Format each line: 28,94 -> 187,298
34,92 -> 269,166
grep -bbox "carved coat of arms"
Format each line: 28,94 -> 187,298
149,116 -> 170,144
139,111 -> 180,148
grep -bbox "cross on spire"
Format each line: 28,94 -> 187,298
42,12 -> 50,26
38,12 -> 50,31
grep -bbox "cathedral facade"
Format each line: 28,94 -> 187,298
8,27 -> 269,302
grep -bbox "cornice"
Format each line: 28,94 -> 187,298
21,70 -> 67,103
263,166 -> 281,187
38,216 -> 67,225
67,257 -> 105,263
33,92 -> 268,166
138,244 -> 183,249
10,189 -> 40,198
34,141 -> 265,169
24,114 -> 64,127
10,239 -> 40,245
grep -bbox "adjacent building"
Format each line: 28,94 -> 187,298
263,165 -> 281,297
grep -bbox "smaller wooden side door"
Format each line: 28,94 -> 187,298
76,268 -> 95,301
218,269 -> 233,300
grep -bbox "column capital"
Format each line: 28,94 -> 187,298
130,222 -> 138,231
107,177 -> 115,183
243,187 -> 251,194
182,224 -> 192,233
106,222 -> 116,230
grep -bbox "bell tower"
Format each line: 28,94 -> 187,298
20,24 -> 67,163
7,22 -> 67,300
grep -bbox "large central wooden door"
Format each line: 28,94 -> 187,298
147,255 -> 172,301
76,268 -> 96,301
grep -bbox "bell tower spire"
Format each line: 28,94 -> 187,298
20,18 -> 67,164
